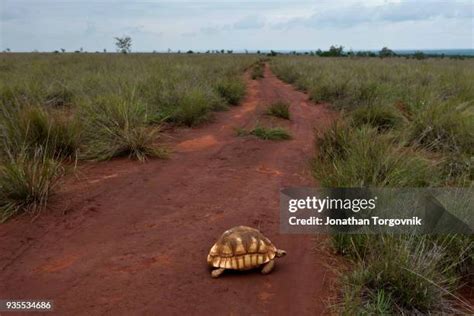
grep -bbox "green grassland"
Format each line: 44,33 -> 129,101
272,56 -> 474,314
0,53 -> 257,221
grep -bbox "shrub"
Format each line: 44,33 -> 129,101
0,148 -> 63,222
80,95 -> 165,161
266,101 -> 290,120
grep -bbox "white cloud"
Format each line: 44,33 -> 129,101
1,0 -> 472,51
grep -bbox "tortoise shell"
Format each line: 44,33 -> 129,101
207,226 -> 277,271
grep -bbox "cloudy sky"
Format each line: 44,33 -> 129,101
1,0 -> 472,52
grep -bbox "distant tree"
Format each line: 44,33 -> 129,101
257,50 -> 261,55
186,50 -> 194,54
379,47 -> 396,58
53,50 -> 60,54
227,50 -> 233,54
267,50 -> 277,56
177,50 -> 181,54
205,50 -> 210,54
60,48 -> 66,53
114,36 -> 132,54
74,50 -> 80,53
317,46 -> 346,57
329,45 -> 344,56
103,48 -> 107,53
168,48 -> 171,53
220,49 -> 225,54
245,49 -> 248,54
413,51 -> 426,60
5,48 -> 11,53
80,47 -> 83,52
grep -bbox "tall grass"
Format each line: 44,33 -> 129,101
272,56 -> 474,314
0,105 -> 80,160
0,54 -> 257,220
0,148 -> 63,222
314,123 -> 438,187
251,61 -> 265,79
80,94 -> 165,161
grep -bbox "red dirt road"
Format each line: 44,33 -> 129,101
0,65 -> 335,315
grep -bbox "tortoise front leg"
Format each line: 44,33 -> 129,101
211,268 -> 226,278
261,260 -> 275,275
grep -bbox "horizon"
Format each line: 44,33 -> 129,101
1,0 -> 473,52
3,48 -> 474,55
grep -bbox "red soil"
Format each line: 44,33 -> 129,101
0,65 -> 336,315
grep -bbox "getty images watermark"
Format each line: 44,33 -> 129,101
280,188 -> 473,234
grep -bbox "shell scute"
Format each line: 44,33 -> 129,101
208,226 -> 278,270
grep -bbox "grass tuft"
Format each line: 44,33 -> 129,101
408,102 -> 474,154
266,101 -> 291,120
314,122 -> 437,187
0,148 -> 63,222
80,95 -> 165,161
0,105 -> 80,160
350,104 -> 404,131
236,125 -> 292,140
216,79 -> 246,105
251,62 -> 265,80
336,235 -> 469,315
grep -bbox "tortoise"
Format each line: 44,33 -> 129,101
207,226 -> 286,278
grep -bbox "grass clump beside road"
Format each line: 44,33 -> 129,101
266,101 -> 291,120
314,123 -> 437,187
0,148 -> 63,222
80,94 -> 167,161
272,56 -> 474,314
337,235 -> 471,315
216,79 -> 246,105
251,61 -> 265,80
236,125 -> 292,140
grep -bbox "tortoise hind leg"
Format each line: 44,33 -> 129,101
211,268 -> 226,278
261,260 -> 275,275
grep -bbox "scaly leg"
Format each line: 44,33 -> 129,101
211,268 -> 226,278
261,260 -> 275,275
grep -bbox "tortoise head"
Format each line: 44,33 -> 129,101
276,249 -> 287,258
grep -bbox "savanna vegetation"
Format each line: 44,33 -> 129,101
236,125 -> 292,140
266,101 -> 291,120
0,53 -> 257,221
272,56 -> 474,314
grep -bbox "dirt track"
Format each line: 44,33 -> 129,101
0,65 -> 335,315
